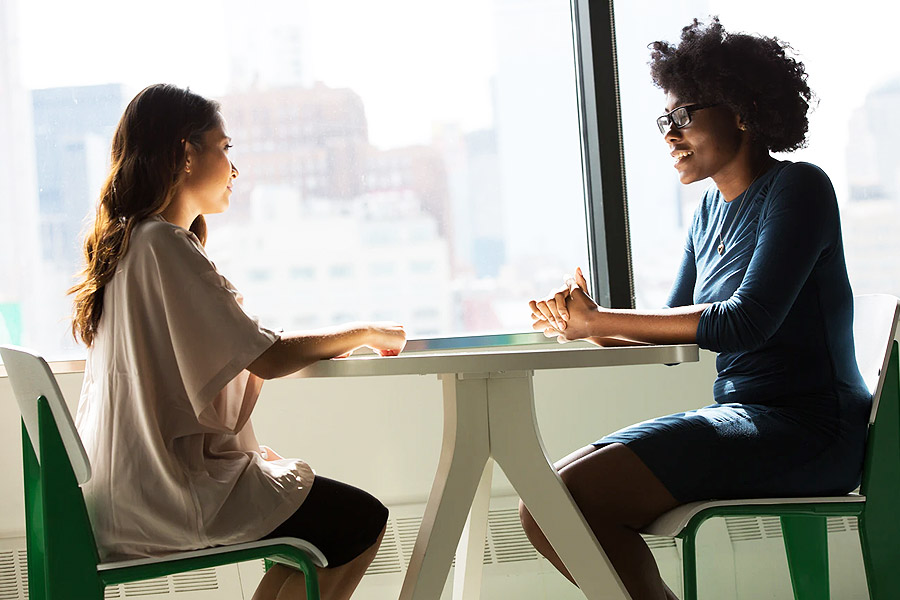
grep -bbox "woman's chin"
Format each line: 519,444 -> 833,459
676,168 -> 701,185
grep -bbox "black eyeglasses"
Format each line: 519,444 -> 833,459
656,103 -> 720,134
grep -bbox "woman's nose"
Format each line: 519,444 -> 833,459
664,124 -> 681,143
231,162 -> 239,178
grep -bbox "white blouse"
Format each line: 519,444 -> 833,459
76,216 -> 314,561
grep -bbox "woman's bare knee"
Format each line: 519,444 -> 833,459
558,443 -> 678,530
518,500 -> 537,537
518,499 -> 549,547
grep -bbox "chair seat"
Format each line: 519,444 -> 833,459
97,536 -> 328,572
643,494 -> 866,537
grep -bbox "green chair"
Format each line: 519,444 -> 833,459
0,345 -> 324,600
643,294 -> 900,599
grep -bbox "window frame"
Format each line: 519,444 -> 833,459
572,0 -> 634,310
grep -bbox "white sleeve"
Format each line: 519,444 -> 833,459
137,224 -> 279,433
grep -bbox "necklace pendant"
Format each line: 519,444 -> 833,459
717,241 -> 725,255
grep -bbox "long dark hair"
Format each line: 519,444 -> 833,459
70,84 -> 221,346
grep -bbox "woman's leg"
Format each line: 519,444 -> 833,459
519,442 -> 681,600
252,476 -> 389,600
253,524 -> 387,600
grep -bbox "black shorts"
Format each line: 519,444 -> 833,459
262,476 -> 388,568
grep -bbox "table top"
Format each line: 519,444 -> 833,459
288,343 -> 699,379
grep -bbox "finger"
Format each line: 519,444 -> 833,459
533,319 -> 560,337
378,349 -> 400,357
552,290 -> 569,325
575,267 -> 589,290
545,296 -> 565,328
534,300 -> 556,326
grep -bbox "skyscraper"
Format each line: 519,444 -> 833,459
31,83 -> 126,270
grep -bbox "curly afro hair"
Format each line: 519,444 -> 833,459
649,17 -> 813,153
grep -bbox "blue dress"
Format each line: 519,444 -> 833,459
595,161 -> 872,502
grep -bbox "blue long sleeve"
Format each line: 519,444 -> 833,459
683,161 -> 868,405
665,236 -> 697,309
698,163 -> 834,352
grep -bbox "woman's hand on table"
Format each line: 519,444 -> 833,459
530,267 -> 605,342
331,322 -> 406,359
365,322 -> 407,357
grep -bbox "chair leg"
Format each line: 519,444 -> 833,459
781,515 -> 829,600
681,532 -> 699,600
858,513 -> 900,599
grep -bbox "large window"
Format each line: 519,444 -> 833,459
0,0 -> 609,359
616,1 -> 900,308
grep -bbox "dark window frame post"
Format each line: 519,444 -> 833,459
571,0 -> 635,309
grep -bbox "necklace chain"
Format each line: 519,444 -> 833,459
716,163 -> 768,256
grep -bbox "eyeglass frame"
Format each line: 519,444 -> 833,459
656,102 -> 721,134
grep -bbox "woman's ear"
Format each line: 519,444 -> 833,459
183,139 -> 195,174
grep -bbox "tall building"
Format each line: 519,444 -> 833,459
0,0 -> 40,346
219,83 -> 370,217
842,76 -> 900,298
31,83 -> 126,270
364,143 -> 451,239
847,77 -> 900,203
465,127 -> 504,278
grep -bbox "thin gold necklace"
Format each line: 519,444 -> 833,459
716,163 -> 768,255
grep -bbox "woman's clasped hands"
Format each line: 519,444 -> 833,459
529,267 -> 602,343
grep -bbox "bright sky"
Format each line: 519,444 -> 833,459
15,0 -> 497,148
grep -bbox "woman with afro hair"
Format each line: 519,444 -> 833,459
522,17 -> 870,599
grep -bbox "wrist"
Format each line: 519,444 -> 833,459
586,306 -> 605,337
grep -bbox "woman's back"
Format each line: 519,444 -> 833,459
77,216 -> 313,561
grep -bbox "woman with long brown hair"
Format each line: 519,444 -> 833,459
71,83 -> 405,600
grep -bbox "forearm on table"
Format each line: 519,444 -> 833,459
590,305 -> 710,345
585,336 -> 653,347
248,324 -> 371,379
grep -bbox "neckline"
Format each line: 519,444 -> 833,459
720,159 -> 783,206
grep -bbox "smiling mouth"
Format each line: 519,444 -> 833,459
672,150 -> 694,166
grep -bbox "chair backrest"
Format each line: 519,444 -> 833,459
2,345 -> 104,598
852,295 -> 900,424
1,345 -> 91,484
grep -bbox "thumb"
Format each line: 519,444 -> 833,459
575,267 -> 589,290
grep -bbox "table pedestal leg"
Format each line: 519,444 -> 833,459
399,375 -> 491,600
453,458 -> 493,600
487,372 -> 631,600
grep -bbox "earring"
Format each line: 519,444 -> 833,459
739,124 -> 748,131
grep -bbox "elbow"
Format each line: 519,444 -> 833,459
247,364 -> 278,380
248,345 -> 282,380
698,304 -> 775,353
